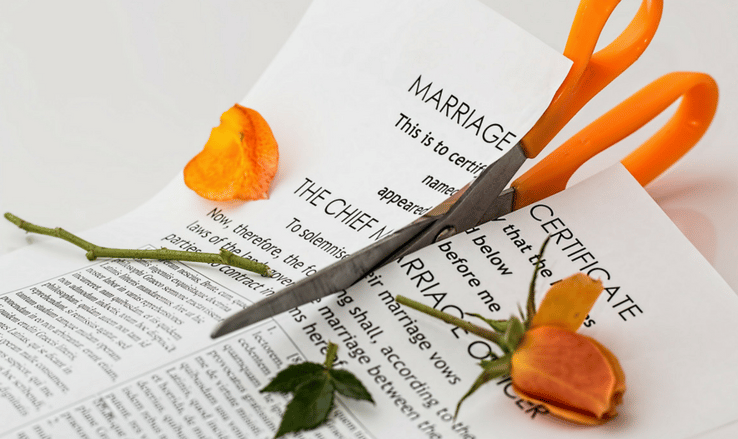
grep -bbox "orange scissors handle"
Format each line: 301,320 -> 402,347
511,72 -> 719,210
521,0 -> 663,158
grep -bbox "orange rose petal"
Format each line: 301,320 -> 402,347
512,387 -> 613,425
184,105 -> 278,201
530,273 -> 603,331
511,326 -> 622,423
588,337 -> 626,406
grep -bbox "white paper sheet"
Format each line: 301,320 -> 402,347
339,164 -> 738,439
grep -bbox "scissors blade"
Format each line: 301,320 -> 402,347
478,187 -> 515,224
211,216 -> 435,338
211,142 -> 527,338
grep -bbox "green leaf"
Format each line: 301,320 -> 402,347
466,312 -> 509,333
479,357 -> 499,368
502,316 -> 525,352
454,355 -> 511,419
261,362 -> 325,394
517,303 -> 526,323
275,375 -> 335,438
330,369 -> 374,403
262,343 -> 374,437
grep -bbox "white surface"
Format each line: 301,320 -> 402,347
1,0 -> 737,292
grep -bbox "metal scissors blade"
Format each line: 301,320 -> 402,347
210,146 -> 526,338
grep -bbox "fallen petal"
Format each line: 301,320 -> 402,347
184,105 -> 278,201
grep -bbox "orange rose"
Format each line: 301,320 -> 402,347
397,270 -> 625,425
511,273 -> 625,424
184,104 -> 278,201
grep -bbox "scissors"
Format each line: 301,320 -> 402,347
211,0 -> 718,338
